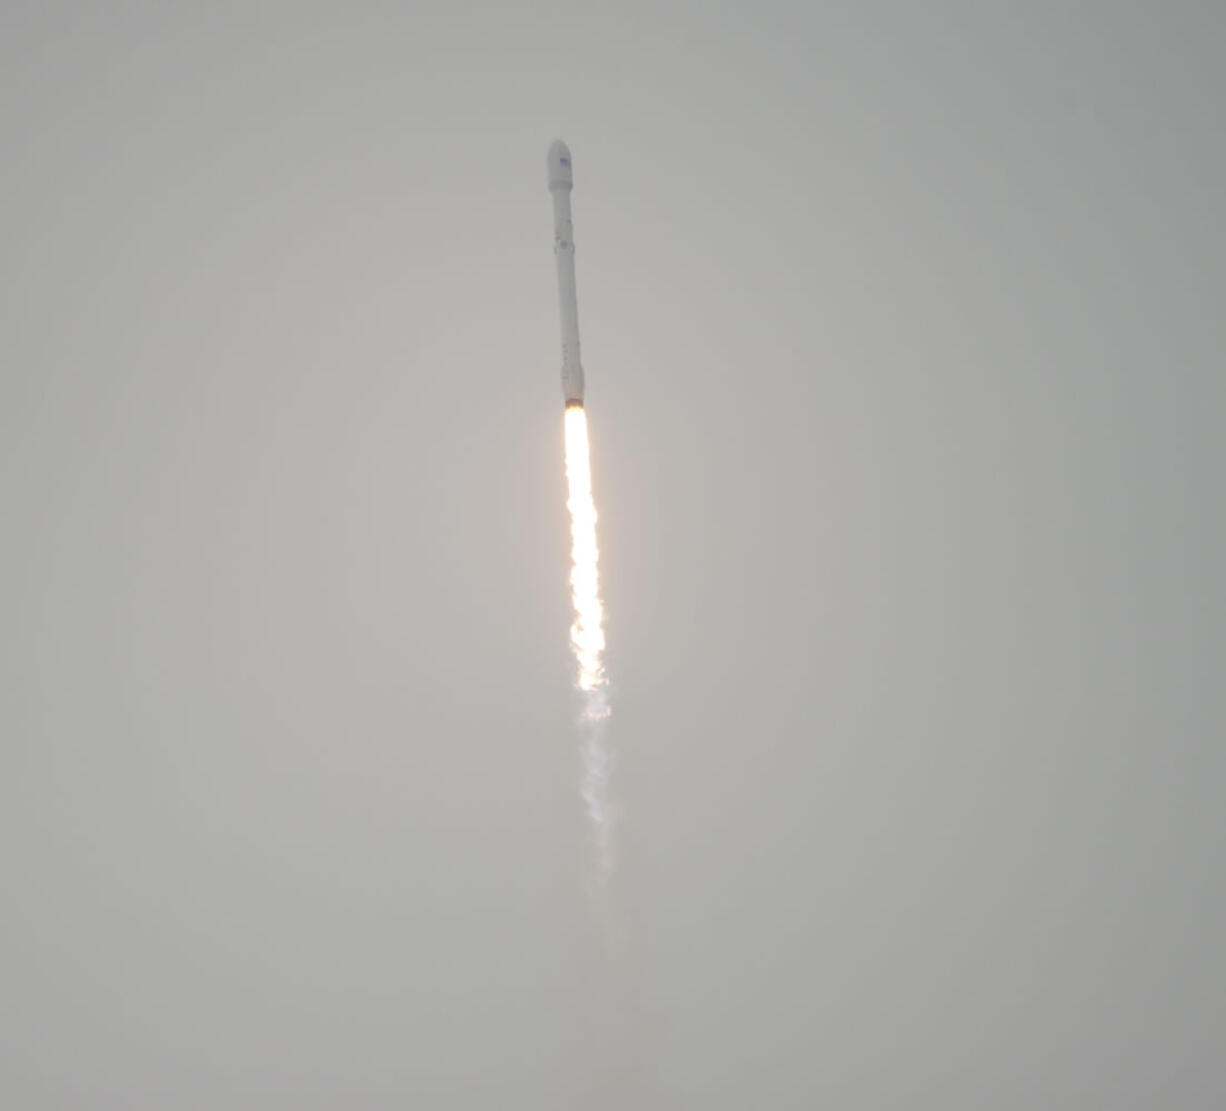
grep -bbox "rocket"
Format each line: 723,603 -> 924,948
547,140 -> 585,409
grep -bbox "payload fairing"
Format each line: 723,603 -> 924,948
548,140 -> 585,408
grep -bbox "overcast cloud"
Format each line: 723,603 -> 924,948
2,3 -> 1224,1108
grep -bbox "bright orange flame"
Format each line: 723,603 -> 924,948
564,407 -> 609,713
564,406 -> 616,910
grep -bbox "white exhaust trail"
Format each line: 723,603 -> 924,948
564,405 -> 614,891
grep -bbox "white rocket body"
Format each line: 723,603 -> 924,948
547,140 -> 585,408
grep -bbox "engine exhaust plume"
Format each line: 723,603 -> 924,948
564,405 -> 614,892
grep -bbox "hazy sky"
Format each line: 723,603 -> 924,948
3,3 -> 1224,1108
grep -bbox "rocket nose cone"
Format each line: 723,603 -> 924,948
547,139 -> 573,190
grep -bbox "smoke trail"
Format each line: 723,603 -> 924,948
563,406 -> 614,897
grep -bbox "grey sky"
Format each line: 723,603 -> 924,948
2,2 -> 1224,1108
